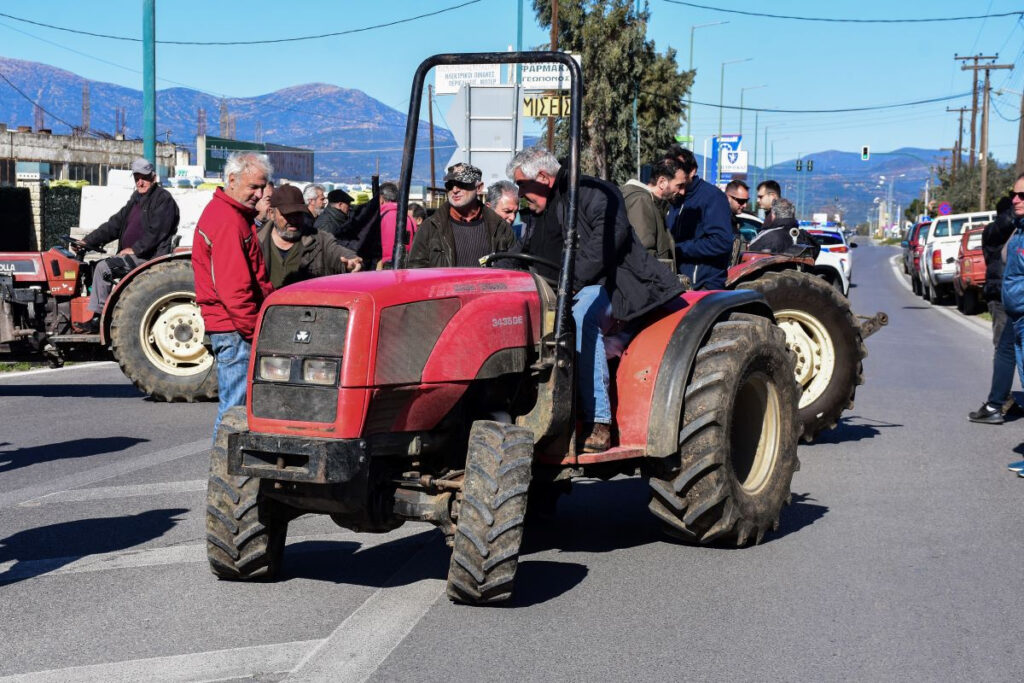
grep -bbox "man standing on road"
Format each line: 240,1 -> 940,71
724,178 -> 751,264
78,157 -> 179,332
192,152 -> 274,435
665,145 -> 733,290
508,146 -> 684,452
303,184 -> 327,220
314,188 -> 354,240
757,180 -> 782,224
992,175 -> 1024,475
619,158 -> 683,264
379,182 -> 418,267
258,184 -> 362,288
409,163 -> 516,268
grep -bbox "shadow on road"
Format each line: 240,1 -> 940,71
0,508 -> 189,585
282,531 -> 442,586
0,436 -> 148,473
0,383 -> 144,399
774,492 -> 829,538
812,415 -> 901,445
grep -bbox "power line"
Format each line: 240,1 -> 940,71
661,1 -> 1024,23
0,1 -> 480,45
686,91 -> 971,114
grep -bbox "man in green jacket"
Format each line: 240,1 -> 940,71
257,184 -> 362,288
619,159 -> 685,266
409,163 -> 515,268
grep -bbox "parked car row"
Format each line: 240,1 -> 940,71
901,210 -> 995,314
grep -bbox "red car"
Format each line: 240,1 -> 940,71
903,221 -> 930,296
954,226 -> 985,315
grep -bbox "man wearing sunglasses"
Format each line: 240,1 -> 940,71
724,179 -> 751,264
409,163 -> 515,268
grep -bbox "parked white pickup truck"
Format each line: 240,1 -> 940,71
918,210 -> 995,304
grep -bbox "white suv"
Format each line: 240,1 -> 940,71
919,210 -> 995,304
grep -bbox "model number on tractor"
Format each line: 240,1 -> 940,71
492,315 -> 523,328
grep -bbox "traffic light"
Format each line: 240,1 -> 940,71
861,145 -> 870,161
807,160 -> 814,172
796,159 -> 803,172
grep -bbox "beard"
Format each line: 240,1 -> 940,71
275,226 -> 302,243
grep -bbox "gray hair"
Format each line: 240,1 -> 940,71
486,180 -> 518,207
223,152 -> 273,185
772,197 -> 796,220
303,184 -> 325,203
380,182 -> 399,203
506,145 -> 561,180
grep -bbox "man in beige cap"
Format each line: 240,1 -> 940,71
77,157 -> 179,331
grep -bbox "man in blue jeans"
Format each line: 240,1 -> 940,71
508,147 -> 684,451
192,152 -> 275,436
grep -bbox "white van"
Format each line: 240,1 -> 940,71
918,210 -> 995,303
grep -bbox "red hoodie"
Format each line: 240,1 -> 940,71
192,188 -> 273,341
380,202 -> 418,264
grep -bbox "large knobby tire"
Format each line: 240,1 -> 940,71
648,314 -> 799,546
109,259 -> 218,402
739,271 -> 865,442
447,420 -> 533,605
206,406 -> 289,580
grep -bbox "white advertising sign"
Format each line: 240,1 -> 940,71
520,54 -> 581,90
435,64 -> 502,95
719,149 -> 748,174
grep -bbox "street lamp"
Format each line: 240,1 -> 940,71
739,84 -> 765,141
686,21 -> 728,146
717,57 -> 752,185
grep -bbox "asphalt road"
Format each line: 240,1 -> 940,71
1,241 -> 1021,682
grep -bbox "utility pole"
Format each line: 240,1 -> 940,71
428,85 -> 436,189
1017,88 -> 1024,177
142,0 -> 156,165
956,54 -> 998,170
940,146 -> 957,183
547,0 -> 558,152
946,106 -> 968,174
961,59 -> 1013,210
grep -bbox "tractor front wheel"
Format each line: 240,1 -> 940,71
446,420 -> 533,605
648,313 -> 799,545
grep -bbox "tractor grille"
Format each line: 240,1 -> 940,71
374,299 -> 460,385
251,306 -> 347,423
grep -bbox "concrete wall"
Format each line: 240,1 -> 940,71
0,127 -> 176,178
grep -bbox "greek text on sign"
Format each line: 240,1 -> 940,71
524,96 -> 571,118
435,64 -> 501,95
720,149 -> 748,174
520,55 -> 581,90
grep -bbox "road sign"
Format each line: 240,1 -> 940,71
446,85 -> 524,186
520,54 -> 581,90
938,201 -> 952,215
675,134 -> 694,146
710,135 -> 742,182
720,149 -> 748,174
435,64 -> 501,95
523,95 -> 571,118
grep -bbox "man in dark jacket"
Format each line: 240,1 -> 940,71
258,185 -> 362,288
409,163 -> 515,268
509,146 -> 684,452
314,188 -> 354,239
747,198 -> 820,258
665,145 -> 733,290
79,157 -> 179,330
968,196 -> 1017,424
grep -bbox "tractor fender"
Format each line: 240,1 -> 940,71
726,253 -> 814,288
639,290 -> 774,457
99,251 -> 192,343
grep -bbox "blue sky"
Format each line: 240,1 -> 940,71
1,0 -> 1023,169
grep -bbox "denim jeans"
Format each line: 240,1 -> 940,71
573,285 -> 614,424
988,301 -> 1015,406
210,332 -> 251,439
1011,314 -> 1024,393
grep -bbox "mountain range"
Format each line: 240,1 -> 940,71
0,55 -> 953,223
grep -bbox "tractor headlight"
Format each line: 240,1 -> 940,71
259,356 -> 292,382
302,358 -> 338,385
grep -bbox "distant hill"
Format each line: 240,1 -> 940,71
0,56 -> 454,182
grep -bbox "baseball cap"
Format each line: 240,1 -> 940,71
130,158 -> 155,176
443,163 -> 482,186
327,189 -> 354,204
269,185 -> 310,215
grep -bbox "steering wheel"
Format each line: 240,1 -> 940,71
59,234 -> 100,256
480,252 -> 562,287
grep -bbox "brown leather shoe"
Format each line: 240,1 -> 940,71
581,422 -> 611,453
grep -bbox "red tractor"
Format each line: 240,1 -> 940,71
205,53 -> 802,605
0,237 -> 216,401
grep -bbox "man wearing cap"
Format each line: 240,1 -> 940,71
409,163 -> 515,268
258,184 -> 363,288
77,157 -> 179,332
314,188 -> 355,239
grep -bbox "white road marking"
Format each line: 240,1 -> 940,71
0,439 -> 209,509
887,254 -> 988,338
18,479 -> 207,506
286,539 -> 448,682
0,527 -> 426,583
0,361 -> 114,380
0,639 -> 321,683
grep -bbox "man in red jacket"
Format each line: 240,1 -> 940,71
192,152 -> 274,434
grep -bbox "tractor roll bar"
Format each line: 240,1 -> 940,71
393,51 -> 583,367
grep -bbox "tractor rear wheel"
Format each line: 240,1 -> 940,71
446,420 -> 533,605
206,407 -> 289,580
109,260 -> 218,402
648,313 -> 799,545
739,271 -> 865,442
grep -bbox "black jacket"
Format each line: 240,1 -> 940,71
670,175 -> 733,290
983,210 -> 1015,301
748,216 -> 821,259
408,202 -> 515,268
314,204 -> 353,239
83,184 -> 179,259
520,167 -> 684,321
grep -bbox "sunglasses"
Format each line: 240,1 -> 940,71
1010,191 -> 1024,201
728,195 -> 749,205
445,181 -> 476,191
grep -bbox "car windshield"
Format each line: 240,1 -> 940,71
950,218 -> 968,236
809,232 -> 844,245
919,224 -> 930,240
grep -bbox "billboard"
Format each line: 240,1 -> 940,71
198,135 -> 313,182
